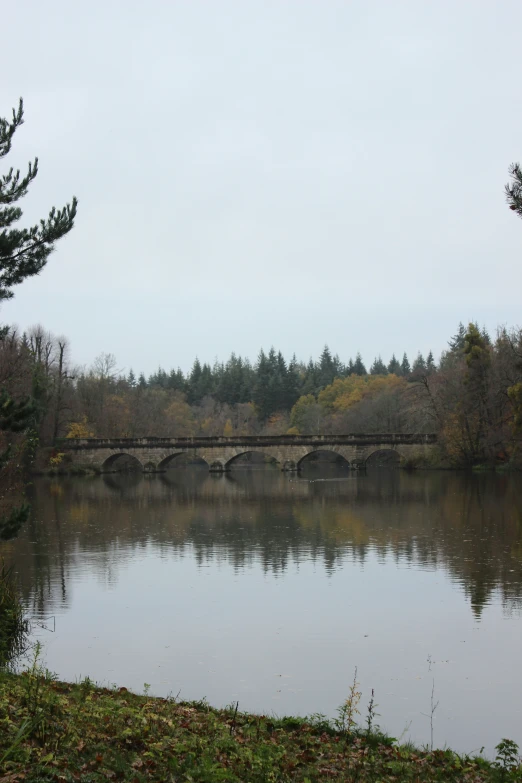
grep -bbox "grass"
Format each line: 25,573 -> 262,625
0,656 -> 521,782
0,565 -> 29,667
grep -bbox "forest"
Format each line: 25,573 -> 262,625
1,320 -> 522,469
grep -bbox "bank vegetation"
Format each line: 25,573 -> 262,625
0,659 -> 521,782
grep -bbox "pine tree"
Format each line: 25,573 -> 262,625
167,368 -> 185,392
318,345 -> 336,388
353,353 -> 366,375
370,356 -> 388,375
240,358 -> 256,403
199,363 -> 214,399
187,358 -> 203,404
481,326 -> 491,345
400,353 -> 411,376
426,351 -> 436,374
253,350 -> 271,419
0,99 -> 77,302
387,354 -> 401,375
448,323 -> 466,352
127,369 -> 136,388
284,354 -> 301,410
273,351 -> 288,411
347,358 -> 355,375
217,354 -> 245,405
301,358 -> 319,395
412,352 -> 427,374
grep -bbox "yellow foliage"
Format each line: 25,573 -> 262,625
165,393 -> 195,436
289,395 -> 316,423
286,426 -> 300,435
223,419 -> 234,437
200,417 -> 214,434
318,374 -> 406,412
66,417 -> 94,438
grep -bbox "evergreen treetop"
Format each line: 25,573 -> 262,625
0,99 -> 78,303
353,353 -> 366,376
387,354 -> 401,375
400,353 -> 411,376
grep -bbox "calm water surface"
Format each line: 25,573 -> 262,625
4,467 -> 522,754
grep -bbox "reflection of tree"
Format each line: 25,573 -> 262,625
3,470 -> 522,620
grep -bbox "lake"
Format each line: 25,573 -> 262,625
3,466 -> 522,755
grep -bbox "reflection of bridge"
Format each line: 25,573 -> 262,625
59,434 -> 437,473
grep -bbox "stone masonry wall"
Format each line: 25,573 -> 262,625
58,438 -> 437,473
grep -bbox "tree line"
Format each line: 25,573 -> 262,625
2,319 -> 522,471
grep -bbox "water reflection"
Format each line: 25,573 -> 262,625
2,469 -> 521,622
3,468 -> 522,753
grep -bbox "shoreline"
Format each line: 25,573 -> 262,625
0,670 -> 519,781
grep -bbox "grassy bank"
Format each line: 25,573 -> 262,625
0,665 -> 521,782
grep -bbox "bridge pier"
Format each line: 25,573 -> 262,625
208,461 -> 229,473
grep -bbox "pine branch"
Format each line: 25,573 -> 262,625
0,98 -> 23,160
0,97 -> 78,302
505,162 -> 522,218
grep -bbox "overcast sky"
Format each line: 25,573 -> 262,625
2,0 -> 522,375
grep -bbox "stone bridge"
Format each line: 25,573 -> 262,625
58,434 -> 438,473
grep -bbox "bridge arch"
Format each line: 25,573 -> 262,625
225,451 -> 280,470
157,452 -> 209,471
363,448 -> 402,467
102,452 -> 143,472
297,449 -> 350,469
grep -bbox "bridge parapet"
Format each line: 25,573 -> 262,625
60,433 -> 437,450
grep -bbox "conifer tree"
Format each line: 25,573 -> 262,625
353,353 -> 366,375
217,354 -> 245,405
400,353 -> 411,376
481,326 -> 491,345
426,351 -> 436,374
448,323 -> 466,352
0,99 -> 77,302
318,345 -> 336,388
187,358 -> 203,404
167,368 -> 185,392
253,349 -> 271,419
370,356 -> 388,375
387,354 -> 401,375
284,355 -> 301,410
412,352 -> 427,374
300,358 -> 319,395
